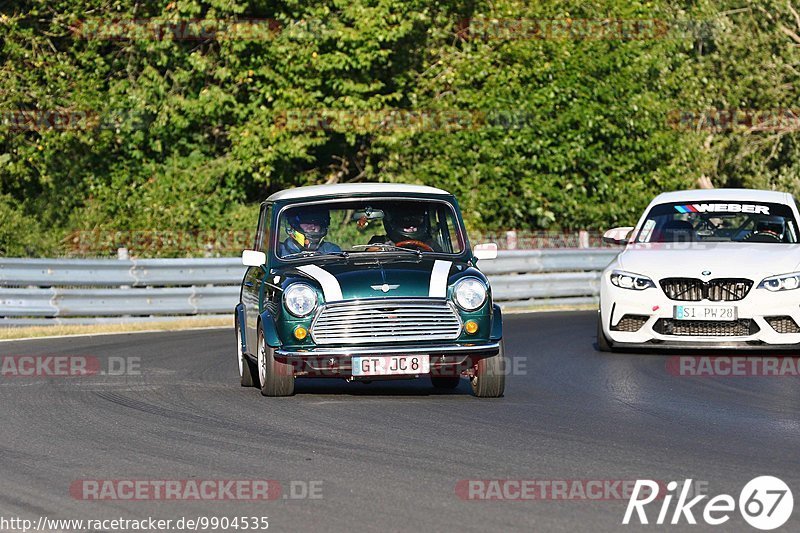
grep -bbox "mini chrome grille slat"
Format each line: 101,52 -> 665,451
311,299 -> 462,345
660,278 -> 753,301
315,322 -> 460,330
315,316 -> 457,323
315,315 -> 452,323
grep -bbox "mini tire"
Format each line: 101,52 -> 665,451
257,325 -> 294,397
470,342 -> 506,398
236,320 -> 258,387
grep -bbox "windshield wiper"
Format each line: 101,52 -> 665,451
282,250 -> 350,259
350,244 -> 423,257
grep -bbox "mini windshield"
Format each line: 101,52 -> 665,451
636,201 -> 799,244
276,199 -> 465,258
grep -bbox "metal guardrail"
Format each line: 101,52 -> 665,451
0,258 -> 245,287
0,250 -> 619,326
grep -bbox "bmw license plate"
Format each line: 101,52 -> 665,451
674,305 -> 737,321
351,355 -> 430,377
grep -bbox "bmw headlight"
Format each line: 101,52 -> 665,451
610,270 -> 656,291
283,283 -> 318,317
453,277 -> 488,311
758,272 -> 800,292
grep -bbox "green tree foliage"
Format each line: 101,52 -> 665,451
0,0 -> 798,256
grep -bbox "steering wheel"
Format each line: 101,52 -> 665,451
743,231 -> 782,243
395,240 -> 434,252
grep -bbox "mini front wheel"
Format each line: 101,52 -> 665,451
257,326 -> 295,397
470,342 -> 506,398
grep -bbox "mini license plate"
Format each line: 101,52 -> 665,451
351,355 -> 430,377
674,305 -> 737,321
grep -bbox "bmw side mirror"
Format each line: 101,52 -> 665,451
602,227 -> 634,245
242,249 -> 267,267
473,243 -> 498,260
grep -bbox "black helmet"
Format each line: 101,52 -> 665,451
287,207 -> 331,250
383,205 -> 431,243
756,215 -> 785,237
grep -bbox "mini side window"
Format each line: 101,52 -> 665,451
254,204 -> 272,252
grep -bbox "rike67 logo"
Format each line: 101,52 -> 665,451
623,476 -> 793,530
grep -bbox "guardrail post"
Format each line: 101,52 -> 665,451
506,230 -> 517,250
578,230 -> 589,248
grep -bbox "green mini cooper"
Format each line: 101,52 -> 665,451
234,183 -> 505,397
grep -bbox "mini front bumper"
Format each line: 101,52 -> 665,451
601,281 -> 800,349
274,341 -> 501,377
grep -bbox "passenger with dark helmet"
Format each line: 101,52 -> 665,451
370,204 -> 442,252
279,207 -> 342,257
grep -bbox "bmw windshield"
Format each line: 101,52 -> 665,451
635,201 -> 799,244
276,199 -> 465,259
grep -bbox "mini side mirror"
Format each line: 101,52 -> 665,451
242,249 -> 267,267
473,242 -> 498,260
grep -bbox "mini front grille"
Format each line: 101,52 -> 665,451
765,316 -> 800,334
660,278 -> 753,301
310,298 -> 462,345
611,315 -> 649,332
654,319 -> 758,337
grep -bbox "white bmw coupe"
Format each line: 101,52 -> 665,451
598,189 -> 800,351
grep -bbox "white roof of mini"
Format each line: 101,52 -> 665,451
267,183 -> 451,201
651,188 -> 793,205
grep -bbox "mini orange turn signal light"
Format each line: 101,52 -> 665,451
465,320 -> 479,335
294,326 -> 308,340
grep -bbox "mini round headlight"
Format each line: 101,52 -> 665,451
283,284 -> 318,317
453,278 -> 488,311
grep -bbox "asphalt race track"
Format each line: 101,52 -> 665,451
1,311 -> 799,532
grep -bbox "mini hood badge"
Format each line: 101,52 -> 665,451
371,284 -> 400,293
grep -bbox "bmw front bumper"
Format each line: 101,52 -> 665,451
600,281 -> 800,349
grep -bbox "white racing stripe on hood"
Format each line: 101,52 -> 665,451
297,264 -> 343,302
429,260 -> 452,298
